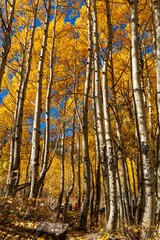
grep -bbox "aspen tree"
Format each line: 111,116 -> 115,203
56,125 -> 65,221
130,44 -> 143,224
5,0 -> 39,196
5,29 -> 29,196
92,66 -> 101,225
56,94 -> 66,221
0,0 -> 16,91
115,152 -> 124,231
130,0 -> 155,232
102,0 -> 117,230
92,0 -> 109,224
38,0 -> 58,196
90,162 -> 95,227
63,110 -> 75,222
78,0 -> 92,229
110,53 -> 131,223
77,134 -> 81,208
153,0 -> 160,223
63,36 -> 78,221
133,94 -> 144,225
29,0 -> 51,198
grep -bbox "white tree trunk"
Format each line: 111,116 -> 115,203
77,135 -> 81,208
29,0 -> 51,198
63,110 -> 75,222
92,0 -> 109,224
111,53 -> 131,222
56,119 -> 65,221
5,0 -> 39,196
92,67 -> 101,225
102,0 -> 117,230
38,0 -> 58,195
79,0 -> 91,229
5,29 -> 29,195
131,0 -> 155,231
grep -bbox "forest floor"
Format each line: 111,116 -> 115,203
0,197 -> 159,240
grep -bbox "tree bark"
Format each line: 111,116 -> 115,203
5,0 -> 39,196
92,0 -> 109,225
77,135 -> 81,208
37,0 -> 58,196
92,66 -> 101,225
102,0 -> 117,231
5,28 -> 29,195
56,98 -> 66,222
110,51 -> 132,223
131,0 -> 155,233
29,0 -> 51,198
90,162 -> 95,227
78,0 -> 92,230
63,110 -> 75,222
153,0 -> 160,223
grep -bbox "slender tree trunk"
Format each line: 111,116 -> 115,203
5,0 -> 39,196
77,135 -> 81,208
78,0 -> 92,230
133,96 -> 144,225
131,0 -> 155,233
92,0 -> 109,225
110,52 -> 131,223
153,0 -> 160,223
115,150 -> 124,232
92,66 -> 101,225
90,162 -> 94,227
130,158 -> 137,215
63,110 -> 75,222
56,96 -> 66,222
29,0 -> 51,198
0,0 -> 16,90
130,45 -> 143,225
37,0 -> 58,196
5,30 -> 28,195
146,62 -> 153,136
125,161 -> 133,216
102,0 -> 117,230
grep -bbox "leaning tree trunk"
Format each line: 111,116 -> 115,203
5,29 -> 29,196
0,0 -> 16,90
29,0 -> 51,199
131,0 -> 155,234
5,0 -> 39,197
153,0 -> 160,224
78,0 -> 92,230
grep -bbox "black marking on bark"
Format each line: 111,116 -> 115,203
141,141 -> 149,155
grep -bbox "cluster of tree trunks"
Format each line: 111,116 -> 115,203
1,0 -> 160,238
